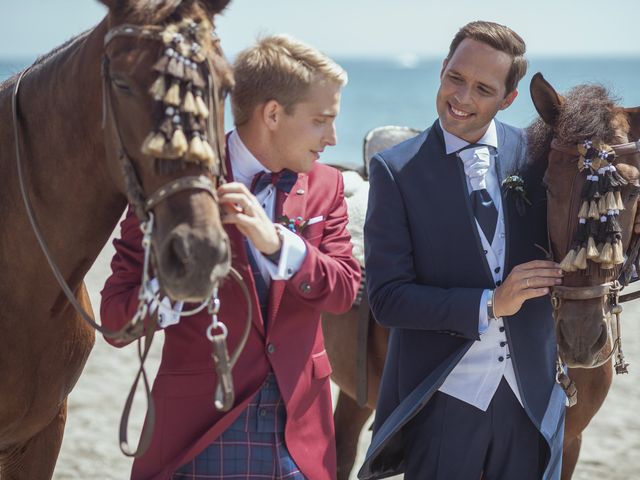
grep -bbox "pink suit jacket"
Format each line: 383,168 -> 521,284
100,156 -> 360,480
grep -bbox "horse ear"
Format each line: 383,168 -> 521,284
530,72 -> 563,127
98,0 -> 126,11
625,107 -> 640,141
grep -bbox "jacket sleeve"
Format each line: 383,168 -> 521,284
99,206 -> 148,347
285,170 -> 361,314
364,153 -> 483,340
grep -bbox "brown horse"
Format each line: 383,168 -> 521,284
0,1 -> 233,477
324,76 -> 640,479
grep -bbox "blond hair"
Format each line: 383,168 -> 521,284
448,21 -> 527,95
231,34 -> 347,126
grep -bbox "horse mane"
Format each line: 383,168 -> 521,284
111,0 -> 229,25
526,84 -> 622,168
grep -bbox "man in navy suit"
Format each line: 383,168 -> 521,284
359,21 -> 567,479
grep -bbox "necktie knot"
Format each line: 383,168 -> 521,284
251,169 -> 298,195
457,144 -> 495,191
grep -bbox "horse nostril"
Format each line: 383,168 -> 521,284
591,322 -> 608,353
169,233 -> 191,267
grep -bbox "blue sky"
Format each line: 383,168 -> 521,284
1,0 -> 639,60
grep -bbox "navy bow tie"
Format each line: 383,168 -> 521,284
251,169 -> 298,195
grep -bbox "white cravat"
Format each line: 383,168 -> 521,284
458,146 -> 492,191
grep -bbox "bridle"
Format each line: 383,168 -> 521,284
12,19 -> 251,457
548,137 -> 640,406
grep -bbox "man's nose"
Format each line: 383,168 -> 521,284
325,124 -> 337,147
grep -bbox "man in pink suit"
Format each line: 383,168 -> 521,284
101,34 -> 361,480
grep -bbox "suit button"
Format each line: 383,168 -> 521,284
494,267 -> 501,273
300,282 -> 311,293
498,356 -> 505,362
496,280 -> 502,286
259,408 -> 267,417
267,343 -> 276,354
500,341 -> 507,347
499,326 -> 505,332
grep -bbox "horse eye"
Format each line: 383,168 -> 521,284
111,77 -> 132,93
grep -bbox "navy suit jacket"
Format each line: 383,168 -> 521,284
359,120 -> 566,479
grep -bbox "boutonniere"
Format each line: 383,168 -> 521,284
277,215 -> 308,234
502,174 -> 531,216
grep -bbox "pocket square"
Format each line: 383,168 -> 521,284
307,215 -> 324,225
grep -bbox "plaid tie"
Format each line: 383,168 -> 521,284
251,169 -> 298,195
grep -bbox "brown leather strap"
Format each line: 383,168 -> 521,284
550,138 -> 640,158
103,24 -> 162,47
355,279 -> 370,408
552,283 -> 613,301
144,175 -> 218,212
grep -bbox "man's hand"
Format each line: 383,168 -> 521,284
493,260 -> 563,318
218,182 -> 281,255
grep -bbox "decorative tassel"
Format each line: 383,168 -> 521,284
588,200 -> 600,220
178,42 -> 192,58
587,237 -> 600,260
578,201 -> 589,219
612,240 -> 625,265
600,262 -> 615,270
186,134 -> 206,162
153,54 -> 170,73
615,190 -> 625,210
195,93 -> 209,118
164,128 -> 188,159
163,81 -> 181,107
149,76 -> 167,101
605,191 -> 617,211
141,132 -> 166,158
598,196 -> 607,215
202,139 -> 216,166
167,56 -> 185,79
560,249 -> 578,272
573,247 -> 588,270
599,242 -> 613,264
181,89 -> 197,114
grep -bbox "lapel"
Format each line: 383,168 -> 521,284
266,174 -> 308,333
223,142 -> 265,336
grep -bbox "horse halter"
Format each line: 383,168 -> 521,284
101,20 -> 228,223
548,137 -> 640,402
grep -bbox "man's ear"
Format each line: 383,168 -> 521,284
500,89 -> 518,110
261,100 -> 281,131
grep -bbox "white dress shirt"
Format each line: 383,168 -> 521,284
437,119 -> 523,411
227,130 -> 307,285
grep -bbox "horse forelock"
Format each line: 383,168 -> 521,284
556,84 -> 621,145
112,0 -> 229,25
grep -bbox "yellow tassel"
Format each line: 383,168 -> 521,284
573,247 -> 588,270
598,196 -> 607,215
613,241 -> 625,264
195,94 -> 209,118
578,201 -> 589,219
615,190 -> 625,210
605,191 -> 617,211
587,237 -> 600,260
181,90 -> 197,114
149,76 -> 166,101
186,135 -> 206,162
178,42 -> 191,58
163,81 -> 181,107
588,200 -> 600,219
141,132 -> 166,157
164,128 -> 188,159
202,139 -> 216,166
600,262 -> 615,270
560,249 -> 578,272
599,242 -> 613,264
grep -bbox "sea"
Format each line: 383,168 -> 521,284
2,56 -> 639,170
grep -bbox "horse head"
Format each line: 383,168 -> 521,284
98,0 -> 234,301
529,72 -> 640,368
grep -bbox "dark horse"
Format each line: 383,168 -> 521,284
0,1 -> 233,477
323,75 -> 640,479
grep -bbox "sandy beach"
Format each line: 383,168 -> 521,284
53,231 -> 640,479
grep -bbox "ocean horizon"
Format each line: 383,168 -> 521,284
2,55 -> 639,170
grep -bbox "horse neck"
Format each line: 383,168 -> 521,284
2,17 -> 127,303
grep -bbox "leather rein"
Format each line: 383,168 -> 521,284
549,138 -> 640,405
12,22 -> 252,457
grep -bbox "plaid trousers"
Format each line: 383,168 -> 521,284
172,373 -> 306,479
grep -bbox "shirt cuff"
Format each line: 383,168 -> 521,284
261,224 -> 307,280
478,289 -> 491,335
147,277 -> 184,328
